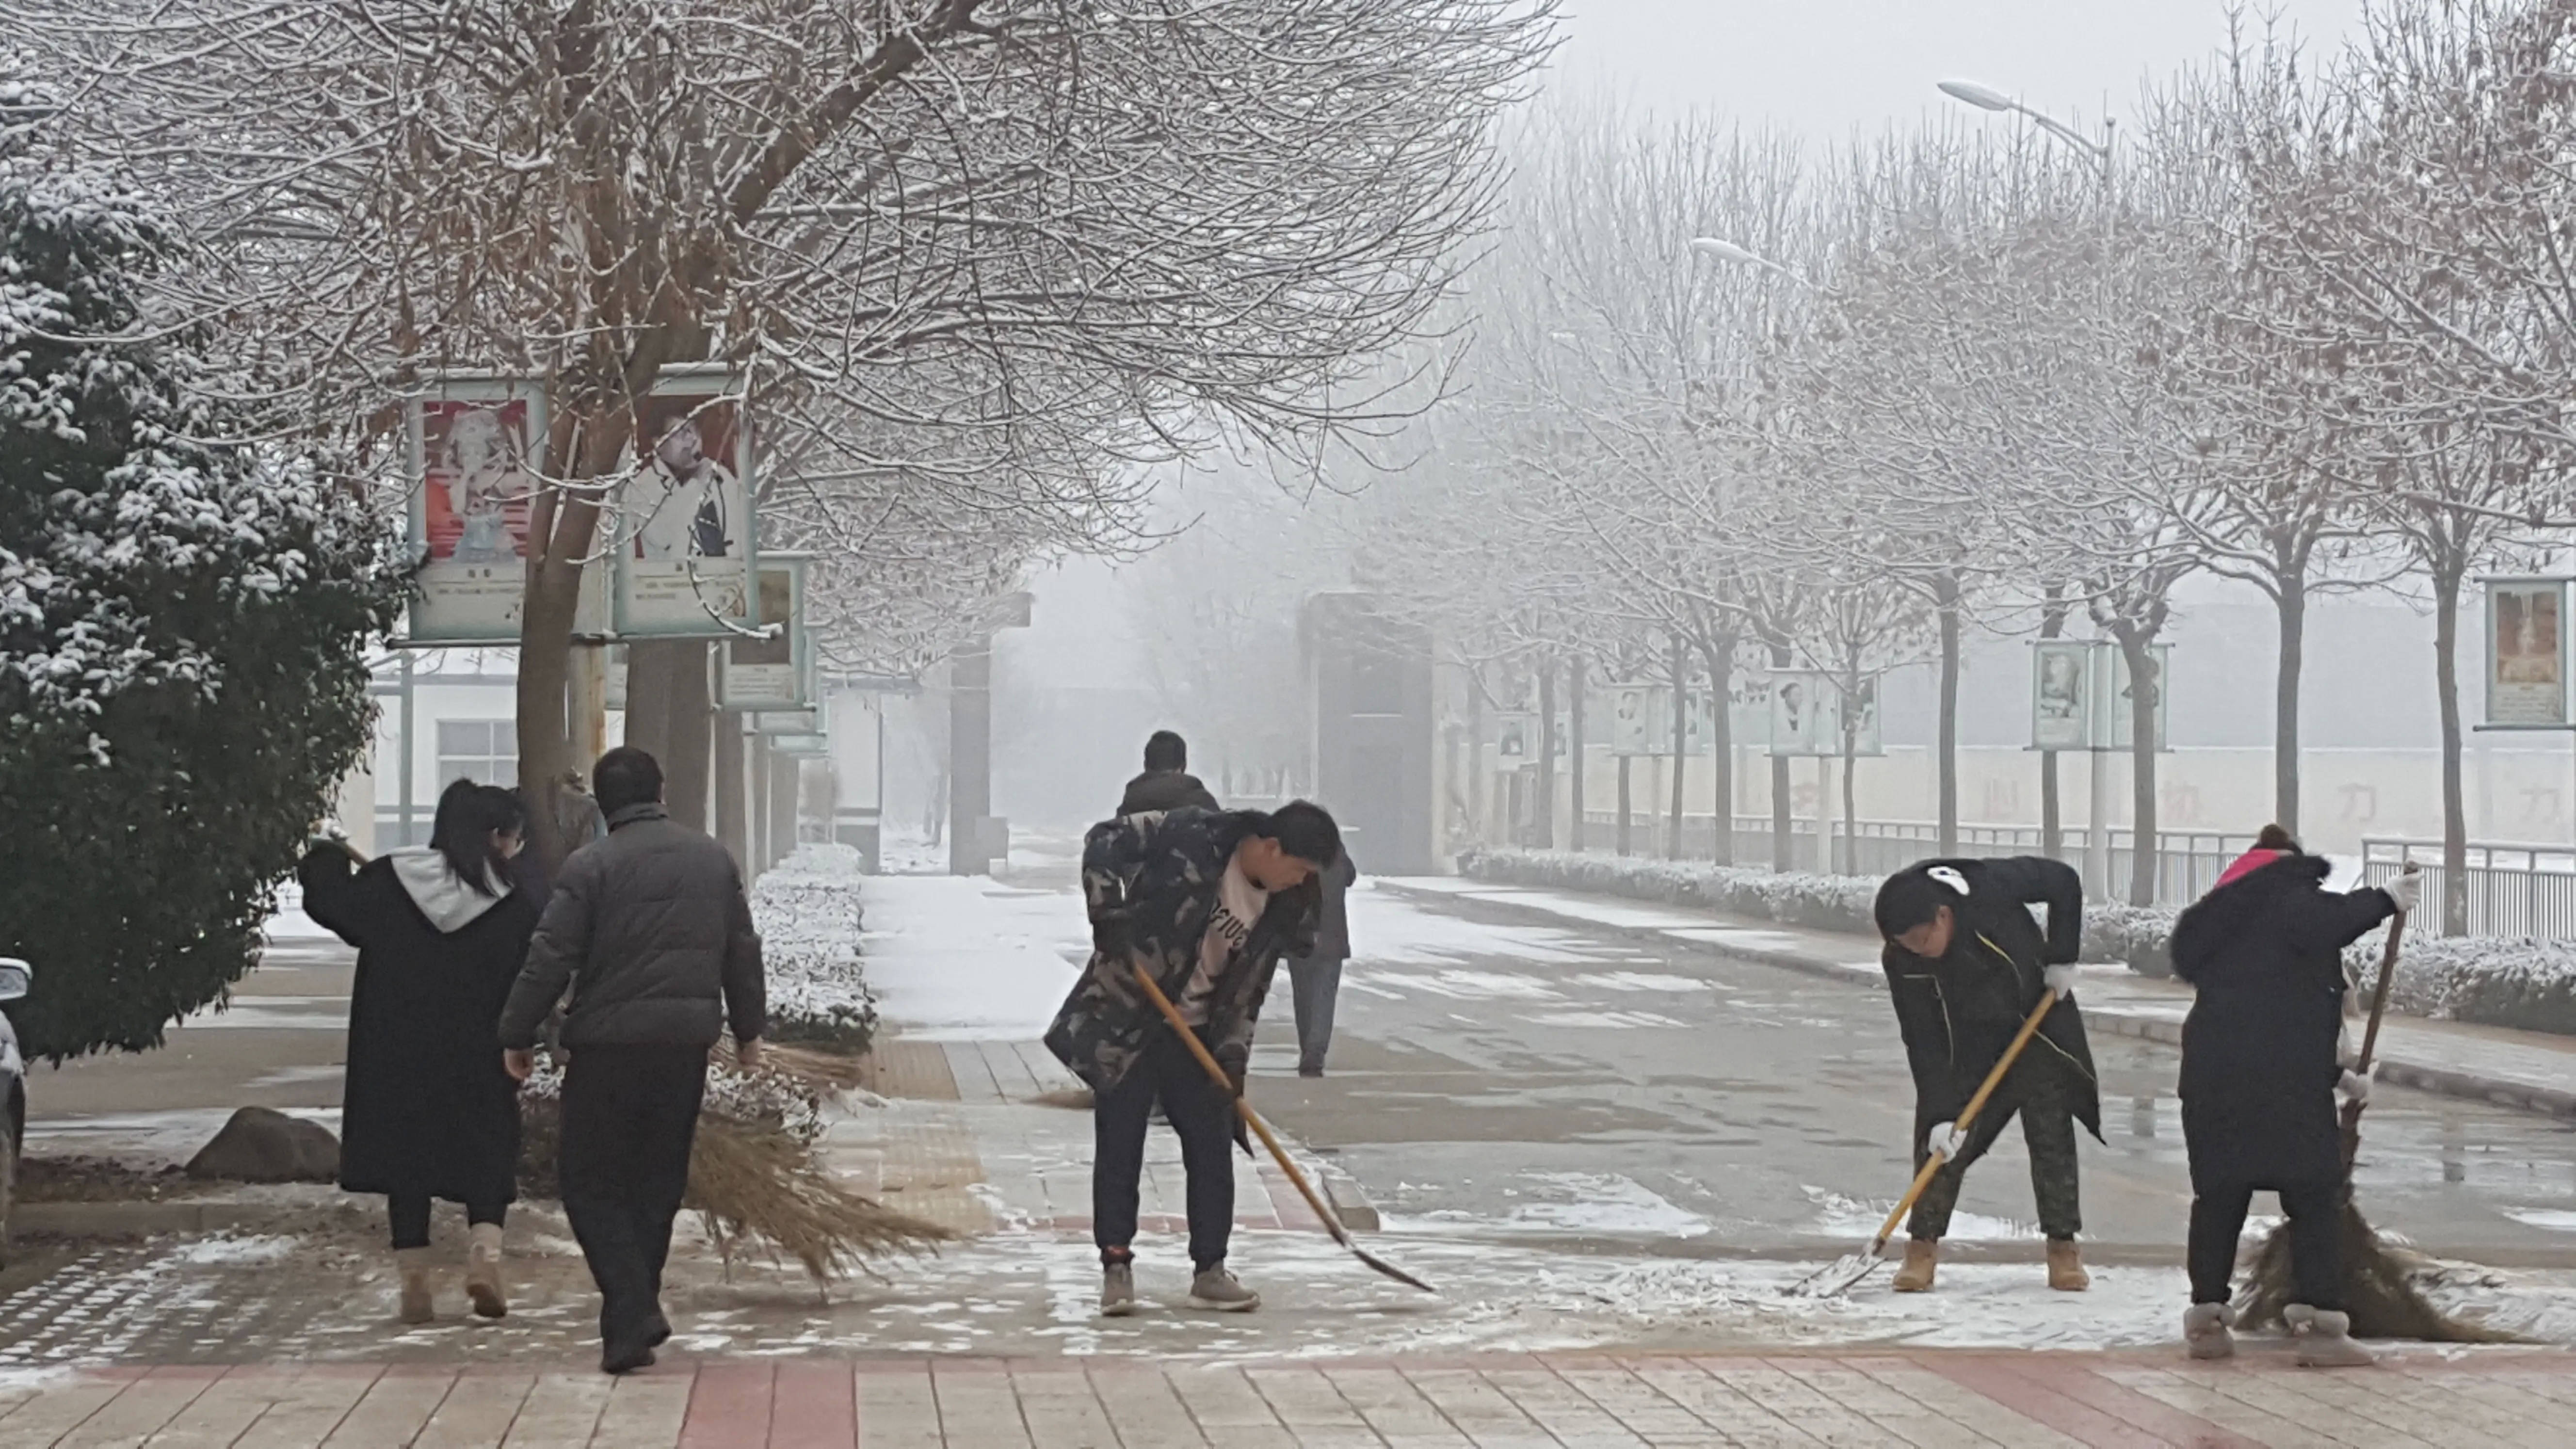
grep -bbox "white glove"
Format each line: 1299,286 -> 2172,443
2382,872 -> 2423,915
2338,1066 -> 2374,1105
1924,1121 -> 1964,1160
2043,964 -> 2079,1000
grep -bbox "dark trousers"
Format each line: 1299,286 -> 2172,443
1908,1063 -> 2083,1241
1288,956 -> 1343,1072
387,1193 -> 505,1251
1094,1031 -> 1235,1270
559,1044 -> 707,1347
2190,1178 -> 2344,1312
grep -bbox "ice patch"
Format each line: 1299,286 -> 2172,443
2504,1207 -> 2576,1232
1366,970 -> 1562,1001
1802,1186 -> 2041,1242
1528,1010 -> 1688,1029
1508,1173 -> 1710,1238
171,1236 -> 300,1266
1567,972 -> 1722,993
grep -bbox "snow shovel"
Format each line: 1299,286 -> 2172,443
1130,963 -> 1436,1293
1786,986 -> 2064,1298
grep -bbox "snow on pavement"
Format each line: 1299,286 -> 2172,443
860,874 -> 1085,1040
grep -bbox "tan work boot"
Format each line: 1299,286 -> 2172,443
395,1248 -> 436,1324
465,1223 -> 508,1320
2046,1238 -> 2090,1291
1891,1238 -> 1939,1292
2286,1304 -> 2375,1368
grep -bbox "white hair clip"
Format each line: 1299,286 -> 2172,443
1928,866 -> 1970,896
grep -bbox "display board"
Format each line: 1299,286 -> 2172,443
613,366 -> 756,637
2485,578 -> 2571,729
717,552 -> 809,710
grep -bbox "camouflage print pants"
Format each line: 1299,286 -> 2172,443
1907,1059 -> 2084,1241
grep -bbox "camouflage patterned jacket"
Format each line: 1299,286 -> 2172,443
1043,807 -> 1322,1093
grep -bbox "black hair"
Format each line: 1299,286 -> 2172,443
1874,865 -> 1962,940
428,779 -> 524,896
1143,729 -> 1188,773
594,745 -> 664,816
1256,799 -> 1343,869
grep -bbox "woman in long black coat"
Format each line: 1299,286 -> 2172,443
300,780 -> 537,1325
2169,823 -> 2417,1366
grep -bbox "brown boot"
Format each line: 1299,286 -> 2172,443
465,1223 -> 508,1320
2046,1238 -> 2090,1292
395,1248 -> 436,1324
1891,1238 -> 1939,1292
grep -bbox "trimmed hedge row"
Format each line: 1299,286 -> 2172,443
1454,846 -> 2576,1038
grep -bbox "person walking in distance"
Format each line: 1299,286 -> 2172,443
1118,730 -> 1219,815
1046,801 -> 1343,1317
499,747 -> 766,1375
300,781 -> 536,1325
1288,848 -> 1358,1078
1874,856 -> 2101,1293
2170,825 -> 2418,1367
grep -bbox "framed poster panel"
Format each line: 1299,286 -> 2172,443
2486,578 -> 2571,728
614,366 -> 756,637
2031,641 -> 2093,752
755,708 -> 821,736
717,552 -> 809,710
2105,643 -> 2172,752
1765,670 -> 1829,757
404,379 -> 611,643
1603,683 -> 1661,756
1493,712 -> 1533,762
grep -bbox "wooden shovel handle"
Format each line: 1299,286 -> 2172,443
1867,988 -> 2061,1255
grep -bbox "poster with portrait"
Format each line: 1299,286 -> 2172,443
717,552 -> 809,710
1603,683 -> 1661,756
2487,579 -> 2571,728
1731,673 -> 1774,752
405,379 -> 609,643
1766,670 -> 1827,756
1494,712 -> 1533,761
1824,673 -> 1885,757
2106,644 -> 2173,752
613,366 -> 757,636
2030,641 -> 2093,751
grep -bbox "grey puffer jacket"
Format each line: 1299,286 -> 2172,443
499,803 -> 766,1050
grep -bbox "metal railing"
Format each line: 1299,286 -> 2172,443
1574,810 -> 2254,905
2361,836 -> 2576,939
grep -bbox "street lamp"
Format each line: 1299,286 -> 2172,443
1688,237 -> 1817,290
1936,79 -> 2112,167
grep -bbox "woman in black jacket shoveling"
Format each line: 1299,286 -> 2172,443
301,780 -> 538,1326
2170,824 -> 2418,1367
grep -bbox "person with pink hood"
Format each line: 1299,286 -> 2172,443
2169,824 -> 2421,1368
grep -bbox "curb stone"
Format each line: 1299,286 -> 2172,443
1384,881 -> 2576,1122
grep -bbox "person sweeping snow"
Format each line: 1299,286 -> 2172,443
1874,856 -> 2099,1293
2169,824 -> 2419,1367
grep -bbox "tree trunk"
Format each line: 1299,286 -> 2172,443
1568,654 -> 1587,853
2039,596 -> 2068,860
1536,663 -> 1557,850
1667,638 -> 1689,859
1466,668 -> 1488,847
1769,641 -> 1793,871
2433,559 -> 2468,935
2125,633 -> 2161,907
2274,571 -> 2306,836
715,709 -> 748,867
623,641 -> 678,764
1702,635 -> 1736,866
1935,571 -> 1961,854
666,642 -> 711,832
1617,754 -> 1632,856
1841,700 -> 1860,878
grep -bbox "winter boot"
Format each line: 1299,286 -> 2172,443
1188,1264 -> 1261,1312
1100,1260 -> 1138,1318
465,1223 -> 508,1320
2183,1303 -> 2236,1361
2286,1304 -> 2375,1368
2046,1239 -> 2090,1292
1891,1239 -> 1939,1293
394,1248 -> 436,1325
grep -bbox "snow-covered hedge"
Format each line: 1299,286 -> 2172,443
1455,847 -> 2576,1037
749,844 -> 878,1054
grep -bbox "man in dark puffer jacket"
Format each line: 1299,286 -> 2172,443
1118,729 -> 1219,815
500,746 -> 765,1375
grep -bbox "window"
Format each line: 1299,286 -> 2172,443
436,719 -> 517,788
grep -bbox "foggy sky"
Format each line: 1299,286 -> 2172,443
1546,0 -> 2369,141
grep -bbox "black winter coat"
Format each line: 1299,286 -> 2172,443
1881,856 -> 2102,1143
499,803 -> 767,1051
2171,854 -> 2395,1189
299,846 -> 534,1206
1297,852 -> 1359,962
1118,769 -> 1220,815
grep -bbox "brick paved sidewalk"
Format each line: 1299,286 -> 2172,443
2,1350 -> 2571,1447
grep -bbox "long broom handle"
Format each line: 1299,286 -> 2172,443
2338,882 -> 2412,1166
1864,988 -> 2062,1256
1130,963 -> 1356,1250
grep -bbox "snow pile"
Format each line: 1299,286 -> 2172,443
1458,847 -> 2576,1037
749,843 -> 878,1052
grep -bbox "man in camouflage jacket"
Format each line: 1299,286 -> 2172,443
1045,801 -> 1341,1316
